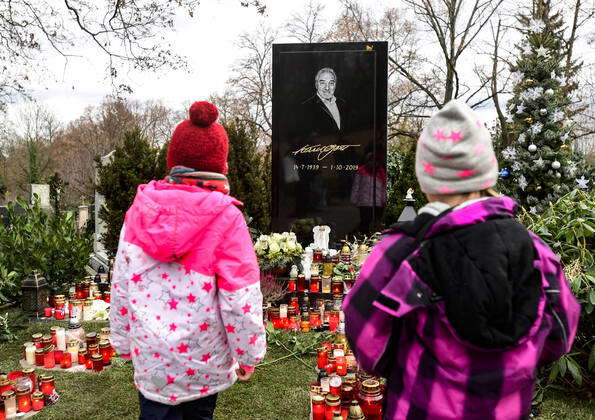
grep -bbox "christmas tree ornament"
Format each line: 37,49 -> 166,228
556,172 -> 561,178
530,122 -> 543,135
502,146 -> 517,161
518,175 -> 528,191
528,144 -> 537,152
524,117 -> 533,124
551,161 -> 560,169
533,157 -> 545,167
561,132 -> 569,142
550,110 -> 564,122
516,104 -> 526,114
536,185 -> 542,191
517,133 -> 526,143
524,79 -> 534,86
506,114 -> 514,123
529,206 -> 538,214
535,45 -> 549,57
539,109 -> 547,115
545,88 -> 554,95
575,176 -> 590,189
566,162 -> 578,175
512,162 -> 522,171
499,168 -> 510,179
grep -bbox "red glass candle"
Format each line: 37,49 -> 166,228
317,348 -> 328,369
6,371 -> 22,384
311,395 -> 325,420
85,354 -> 93,370
310,275 -> 320,293
78,350 -> 87,366
31,334 -> 43,349
358,379 -> 383,419
321,341 -> 333,352
40,375 -> 55,396
43,348 -> 55,369
329,312 -> 340,332
287,279 -> 296,292
103,291 -> 111,303
297,275 -> 306,292
22,368 -> 35,393
82,282 -> 90,299
289,297 -> 299,314
331,279 -> 343,295
31,391 -> 44,411
325,361 -> 335,376
313,250 -> 323,263
34,349 -> 44,367
92,354 -> 103,372
329,375 -> 342,395
53,350 -> 63,365
16,387 -> 31,413
324,394 -> 341,420
60,352 -> 72,369
310,312 -> 322,328
0,378 -> 12,394
335,356 -> 347,376
54,302 -> 65,320
99,340 -> 111,366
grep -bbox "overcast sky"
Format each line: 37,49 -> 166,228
6,0 -> 391,125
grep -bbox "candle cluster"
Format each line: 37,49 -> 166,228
0,368 -> 58,417
44,277 -> 111,322
267,243 -> 367,334
310,339 -> 386,420
22,325 -> 114,373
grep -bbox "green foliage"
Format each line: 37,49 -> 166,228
155,140 -> 169,180
0,198 -> 92,296
497,1 -> 588,212
96,129 -> 160,257
0,311 -> 28,342
225,121 -> 270,232
520,189 -> 594,396
385,137 -> 426,225
48,172 -> 66,217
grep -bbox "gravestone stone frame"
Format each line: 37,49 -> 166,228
272,42 -> 388,242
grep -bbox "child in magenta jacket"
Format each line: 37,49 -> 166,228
109,101 -> 266,419
343,100 -> 580,420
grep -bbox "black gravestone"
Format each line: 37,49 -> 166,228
272,42 -> 388,243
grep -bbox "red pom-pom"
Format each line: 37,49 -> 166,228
189,101 -> 218,127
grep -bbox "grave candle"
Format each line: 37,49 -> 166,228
67,340 -> 79,365
31,391 -> 44,411
85,353 -> 93,370
0,378 -> 11,394
22,368 -> 35,392
34,349 -> 44,367
103,291 -> 111,303
43,307 -> 53,318
53,350 -> 64,365
1,390 -> 15,417
324,393 -> 341,420
92,354 -> 103,372
22,342 -> 34,361
40,375 -> 55,396
99,340 -> 111,366
25,344 -> 36,365
317,348 -> 328,369
311,395 -> 325,420
16,387 -> 31,413
297,274 -> 306,292
43,346 -> 55,369
31,333 -> 43,349
310,275 -> 320,293
358,379 -> 383,419
56,328 -> 66,351
60,352 -> 72,369
329,375 -> 342,395
335,356 -> 347,376
78,349 -> 87,366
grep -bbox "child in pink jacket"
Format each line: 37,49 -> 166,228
109,101 -> 266,420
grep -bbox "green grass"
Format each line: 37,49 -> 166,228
0,310 -> 592,419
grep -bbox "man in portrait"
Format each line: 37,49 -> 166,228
300,67 -> 348,138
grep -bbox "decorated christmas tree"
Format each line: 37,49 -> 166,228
498,0 -> 590,213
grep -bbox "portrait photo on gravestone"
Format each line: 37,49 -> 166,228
272,42 -> 388,243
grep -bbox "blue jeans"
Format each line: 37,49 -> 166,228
138,392 -> 218,420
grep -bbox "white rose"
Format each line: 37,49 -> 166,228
258,234 -> 270,242
268,242 -> 281,254
286,240 -> 297,251
272,233 -> 283,241
282,232 -> 290,239
288,232 -> 297,240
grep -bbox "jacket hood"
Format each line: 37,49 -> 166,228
124,180 -> 242,263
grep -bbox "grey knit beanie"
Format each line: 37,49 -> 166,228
415,100 -> 498,195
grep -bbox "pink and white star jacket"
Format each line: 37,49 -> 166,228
109,180 -> 266,405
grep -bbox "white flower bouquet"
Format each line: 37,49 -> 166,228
254,232 -> 304,272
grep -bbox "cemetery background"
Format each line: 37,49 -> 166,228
0,0 -> 593,419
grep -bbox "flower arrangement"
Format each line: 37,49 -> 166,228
254,232 -> 304,271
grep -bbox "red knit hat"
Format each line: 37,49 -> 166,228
166,101 -> 229,174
